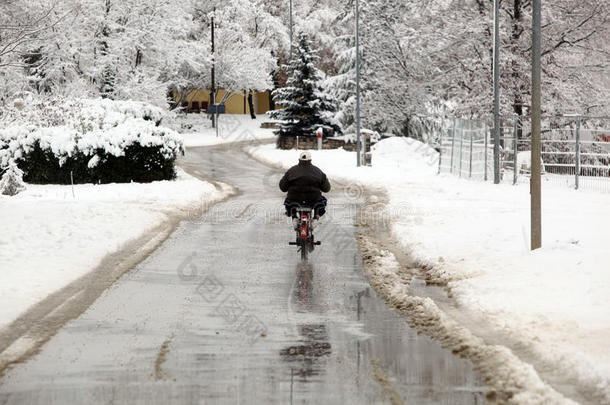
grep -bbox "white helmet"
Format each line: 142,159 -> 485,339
299,151 -> 312,162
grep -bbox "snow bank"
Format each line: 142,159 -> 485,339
247,137 -> 610,403
517,151 -> 546,174
0,169 -> 231,329
358,236 -> 573,405
165,114 -> 276,148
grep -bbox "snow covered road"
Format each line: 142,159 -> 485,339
0,145 -> 485,404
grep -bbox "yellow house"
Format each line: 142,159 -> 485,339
174,89 -> 276,115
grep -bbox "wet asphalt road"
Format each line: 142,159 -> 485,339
0,146 -> 486,404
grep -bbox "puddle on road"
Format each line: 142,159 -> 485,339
281,263 -> 332,381
408,277 -> 451,303
292,262 -> 315,312
280,324 -> 332,379
281,258 -> 486,405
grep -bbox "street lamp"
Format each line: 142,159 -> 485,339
493,0 -> 500,184
289,0 -> 293,61
531,0 -> 542,250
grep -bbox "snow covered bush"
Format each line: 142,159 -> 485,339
0,98 -> 183,184
0,162 -> 26,196
2,97 -> 167,129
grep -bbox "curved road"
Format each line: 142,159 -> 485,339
0,145 -> 486,404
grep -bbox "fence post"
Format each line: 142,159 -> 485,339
450,118 -> 456,174
438,122 -> 444,175
513,119 -> 518,185
459,120 -> 464,177
575,117 -> 581,190
483,123 -> 489,181
469,123 -> 474,178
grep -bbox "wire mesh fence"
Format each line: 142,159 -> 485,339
439,118 -> 491,181
438,115 -> 610,192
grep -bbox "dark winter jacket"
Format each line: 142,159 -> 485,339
279,161 -> 331,204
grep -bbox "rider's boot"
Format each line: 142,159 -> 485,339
310,218 -> 319,230
292,218 -> 299,230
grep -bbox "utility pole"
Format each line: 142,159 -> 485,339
493,0 -> 501,184
211,10 -> 216,130
531,0 -> 542,250
355,0 -> 361,167
289,0 -> 293,61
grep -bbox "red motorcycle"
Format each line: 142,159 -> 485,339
289,207 -> 321,261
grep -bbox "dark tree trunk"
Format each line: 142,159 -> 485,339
269,90 -> 275,111
512,0 -> 525,139
167,89 -> 178,110
247,90 -> 256,119
99,0 -> 114,99
135,49 -> 142,67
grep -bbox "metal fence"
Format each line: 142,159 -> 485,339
438,119 -> 491,181
438,116 -> 610,192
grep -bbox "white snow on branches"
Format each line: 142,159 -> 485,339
0,98 -> 183,167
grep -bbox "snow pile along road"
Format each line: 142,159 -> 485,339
247,138 -> 610,404
0,169 -> 231,329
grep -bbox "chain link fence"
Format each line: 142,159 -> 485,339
437,116 -> 610,192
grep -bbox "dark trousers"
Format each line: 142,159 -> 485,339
284,196 -> 328,219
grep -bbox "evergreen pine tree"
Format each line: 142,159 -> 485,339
270,33 -> 341,139
0,162 -> 26,196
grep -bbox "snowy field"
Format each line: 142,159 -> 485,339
247,138 -> 610,402
0,169 -> 230,330
166,114 -> 276,148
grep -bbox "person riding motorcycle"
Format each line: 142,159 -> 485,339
279,151 -> 331,229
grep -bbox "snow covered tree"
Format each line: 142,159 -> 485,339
324,2 -> 359,136
2,0 -> 608,124
270,33 -> 341,139
0,162 -> 26,196
98,4 -> 116,100
0,1 -> 79,104
162,0 -> 281,113
326,44 -> 356,134
0,1 -> 69,69
346,0 -> 610,135
212,2 -> 279,97
0,0 -> 283,111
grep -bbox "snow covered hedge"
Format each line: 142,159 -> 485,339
0,98 -> 183,184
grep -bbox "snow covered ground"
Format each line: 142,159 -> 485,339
166,114 -> 276,148
0,169 -> 230,330
247,138 -> 610,403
